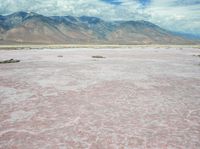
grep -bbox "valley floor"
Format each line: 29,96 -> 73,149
0,47 -> 200,148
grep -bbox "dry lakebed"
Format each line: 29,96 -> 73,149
0,46 -> 200,149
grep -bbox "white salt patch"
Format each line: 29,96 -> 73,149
0,87 -> 34,104
9,110 -> 35,122
42,91 -> 58,97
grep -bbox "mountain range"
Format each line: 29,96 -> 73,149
0,12 -> 198,45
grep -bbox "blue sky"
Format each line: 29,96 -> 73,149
139,0 -> 150,6
101,0 -> 122,5
0,0 -> 199,35
101,0 -> 150,6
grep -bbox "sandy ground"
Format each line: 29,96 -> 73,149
0,47 -> 200,149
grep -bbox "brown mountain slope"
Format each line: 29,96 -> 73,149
0,12 -> 197,44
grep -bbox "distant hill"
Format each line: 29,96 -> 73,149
0,12 -> 197,44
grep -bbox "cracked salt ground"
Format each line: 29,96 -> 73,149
0,47 -> 200,149
8,110 -> 36,123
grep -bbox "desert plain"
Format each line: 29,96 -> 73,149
0,46 -> 200,148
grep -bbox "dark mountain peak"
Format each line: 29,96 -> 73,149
0,15 -> 5,20
116,20 -> 160,30
7,11 -> 42,20
11,11 -> 27,16
120,20 -> 149,26
79,16 -> 103,24
2,11 -> 29,29
64,16 -> 78,22
50,16 -> 78,27
23,14 -> 57,27
7,11 -> 28,18
137,20 -> 159,27
27,12 -> 40,17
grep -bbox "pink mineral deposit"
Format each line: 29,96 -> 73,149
0,47 -> 200,149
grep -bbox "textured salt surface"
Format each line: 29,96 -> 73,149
0,47 -> 200,149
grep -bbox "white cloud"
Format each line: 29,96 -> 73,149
146,0 -> 200,34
